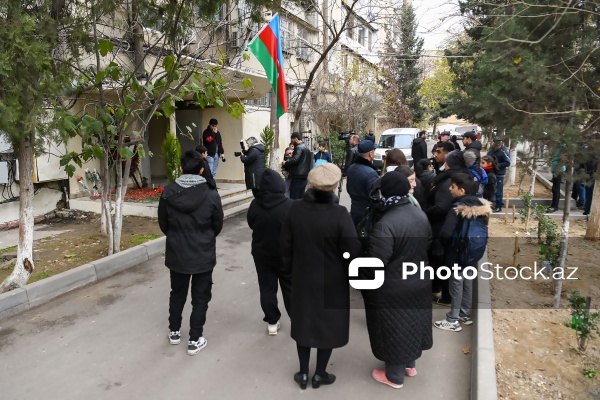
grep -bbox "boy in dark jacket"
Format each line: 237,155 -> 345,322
158,150 -> 224,355
480,155 -> 498,205
247,169 -> 293,335
434,173 -> 491,332
195,145 -> 217,189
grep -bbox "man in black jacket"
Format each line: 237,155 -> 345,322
158,150 -> 224,356
346,140 -> 379,226
411,130 -> 428,166
282,132 -> 313,199
202,118 -> 225,178
238,136 -> 266,196
343,134 -> 360,175
462,131 -> 482,163
247,169 -> 293,335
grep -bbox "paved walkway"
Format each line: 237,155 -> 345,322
0,184 -> 472,399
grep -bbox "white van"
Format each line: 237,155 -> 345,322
373,128 -> 420,170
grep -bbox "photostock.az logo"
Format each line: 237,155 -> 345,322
345,252 -> 385,290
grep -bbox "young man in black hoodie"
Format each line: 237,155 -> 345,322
158,150 -> 224,355
247,169 -> 293,335
434,173 -> 491,332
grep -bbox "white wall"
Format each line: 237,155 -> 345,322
0,188 -> 63,224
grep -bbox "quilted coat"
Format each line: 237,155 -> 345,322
281,189 -> 361,349
362,198 -> 433,364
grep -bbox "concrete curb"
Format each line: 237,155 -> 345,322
472,252 -> 498,400
0,203 -> 249,320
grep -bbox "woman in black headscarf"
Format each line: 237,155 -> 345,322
363,172 -> 433,389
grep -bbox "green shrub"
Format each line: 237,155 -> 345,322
260,125 -> 274,167
161,132 -> 181,183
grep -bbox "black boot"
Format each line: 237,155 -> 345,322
312,373 -> 336,388
294,372 -> 308,390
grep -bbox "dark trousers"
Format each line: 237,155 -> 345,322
254,260 -> 292,324
297,344 -> 332,376
430,252 -> 450,301
290,178 -> 307,199
385,361 -> 416,384
585,183 -> 594,215
168,269 -> 213,342
551,174 -> 562,209
495,175 -> 505,208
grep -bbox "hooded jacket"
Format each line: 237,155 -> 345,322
240,143 -> 266,189
464,140 -> 482,163
202,127 -> 224,156
247,170 -> 293,264
439,196 -> 492,266
487,146 -> 510,176
411,137 -> 428,165
158,175 -> 224,274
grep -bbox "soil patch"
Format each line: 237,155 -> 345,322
0,210 -> 163,284
488,218 -> 600,399
502,166 -> 553,199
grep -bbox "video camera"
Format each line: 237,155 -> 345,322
234,140 -> 246,157
337,131 -> 355,143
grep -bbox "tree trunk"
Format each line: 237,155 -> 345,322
131,0 -> 144,77
0,134 -> 35,293
269,89 -> 280,170
554,164 -> 573,308
506,139 -> 518,186
529,153 -> 537,196
584,165 -> 600,240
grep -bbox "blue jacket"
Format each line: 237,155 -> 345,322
314,151 -> 332,163
346,156 -> 379,207
487,147 -> 510,176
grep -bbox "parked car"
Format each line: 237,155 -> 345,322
373,128 -> 420,170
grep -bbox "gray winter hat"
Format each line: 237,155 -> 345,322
463,150 -> 477,167
445,150 -> 465,170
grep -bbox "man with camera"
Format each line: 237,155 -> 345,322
202,118 -> 226,178
235,137 -> 266,196
282,132 -> 313,199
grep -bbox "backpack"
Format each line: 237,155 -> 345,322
468,165 -> 488,198
451,206 -> 488,267
356,188 -> 381,256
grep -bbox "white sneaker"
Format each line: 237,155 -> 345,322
187,337 -> 207,355
168,330 -> 181,345
267,321 -> 281,336
434,319 -> 462,332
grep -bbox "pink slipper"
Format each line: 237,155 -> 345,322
372,370 -> 403,389
405,368 -> 418,377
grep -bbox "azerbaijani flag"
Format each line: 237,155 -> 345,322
248,14 -> 288,119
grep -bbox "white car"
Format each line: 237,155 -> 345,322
373,128 -> 420,170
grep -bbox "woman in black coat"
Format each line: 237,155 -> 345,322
247,169 -> 293,335
239,137 -> 266,195
281,163 -> 361,390
363,172 -> 433,389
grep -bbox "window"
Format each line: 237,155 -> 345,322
342,52 -> 348,69
346,15 -> 354,40
358,27 -> 366,47
281,18 -> 293,53
296,26 -> 310,61
244,92 -> 271,108
368,30 -> 373,51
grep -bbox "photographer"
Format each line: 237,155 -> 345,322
343,134 -> 360,175
236,137 -> 266,196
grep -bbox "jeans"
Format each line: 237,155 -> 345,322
385,361 -> 416,385
446,268 -> 473,323
571,183 -> 586,206
289,178 -> 307,199
495,175 -> 505,208
551,174 -> 562,209
168,269 -> 213,341
585,183 -> 594,215
206,154 -> 220,177
254,259 -> 292,324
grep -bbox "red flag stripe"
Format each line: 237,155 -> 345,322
258,27 -> 288,111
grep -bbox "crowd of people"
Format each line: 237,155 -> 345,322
157,130 -> 496,391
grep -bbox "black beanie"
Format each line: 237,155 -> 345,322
445,150 -> 465,170
259,169 -> 286,194
380,171 -> 411,197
